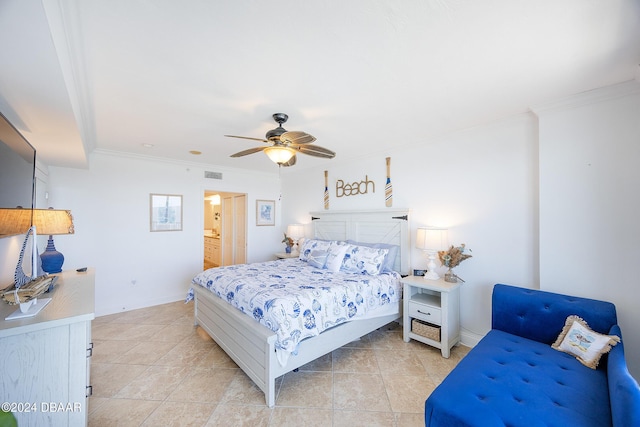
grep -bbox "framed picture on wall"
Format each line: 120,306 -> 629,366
150,194 -> 183,232
256,199 -> 275,226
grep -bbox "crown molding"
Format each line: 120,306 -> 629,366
91,148 -> 282,179
530,80 -> 640,116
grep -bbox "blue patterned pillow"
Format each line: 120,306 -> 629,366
325,242 -> 348,272
298,239 -> 333,261
341,245 -> 389,275
346,240 -> 399,272
307,250 -> 329,269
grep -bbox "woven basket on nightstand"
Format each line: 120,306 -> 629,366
411,318 -> 441,342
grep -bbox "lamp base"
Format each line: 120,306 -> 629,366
424,251 -> 440,280
423,271 -> 440,280
40,236 -> 64,274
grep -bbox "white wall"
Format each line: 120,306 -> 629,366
536,81 -> 640,378
281,113 -> 540,345
46,151 -> 284,316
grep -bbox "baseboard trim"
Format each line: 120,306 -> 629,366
459,327 -> 484,348
95,293 -> 187,317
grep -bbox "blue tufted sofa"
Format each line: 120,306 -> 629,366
424,284 -> 640,427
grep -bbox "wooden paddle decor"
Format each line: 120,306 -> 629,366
385,157 -> 393,207
324,170 -> 329,210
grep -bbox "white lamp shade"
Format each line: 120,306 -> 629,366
286,224 -> 305,240
416,227 -> 448,251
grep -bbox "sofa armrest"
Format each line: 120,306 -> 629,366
491,284 -> 617,344
607,325 -> 640,427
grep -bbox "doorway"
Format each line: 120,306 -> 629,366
204,190 -> 247,270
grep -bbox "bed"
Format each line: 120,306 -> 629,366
190,209 -> 410,407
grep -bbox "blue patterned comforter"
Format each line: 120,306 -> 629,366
188,258 -> 401,365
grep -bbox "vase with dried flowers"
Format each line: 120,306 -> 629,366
282,233 -> 294,253
438,244 -> 472,283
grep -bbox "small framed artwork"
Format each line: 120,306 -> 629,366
256,199 -> 275,226
150,194 -> 183,232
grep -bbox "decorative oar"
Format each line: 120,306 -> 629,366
385,157 -> 393,207
324,170 -> 329,210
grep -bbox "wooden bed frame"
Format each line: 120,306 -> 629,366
193,209 -> 410,407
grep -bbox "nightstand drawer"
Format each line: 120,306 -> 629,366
409,300 -> 442,325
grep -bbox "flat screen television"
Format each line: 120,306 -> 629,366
0,110 -> 36,238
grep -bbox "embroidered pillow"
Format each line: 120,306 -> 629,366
298,239 -> 333,261
307,250 -> 329,269
552,315 -> 620,369
346,240 -> 399,272
325,242 -> 348,272
341,245 -> 389,275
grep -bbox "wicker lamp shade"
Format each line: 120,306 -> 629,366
0,208 -> 32,237
0,208 -> 74,237
32,209 -> 74,235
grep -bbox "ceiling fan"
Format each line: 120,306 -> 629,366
226,113 -> 336,166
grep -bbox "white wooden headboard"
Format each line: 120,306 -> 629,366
309,209 -> 410,276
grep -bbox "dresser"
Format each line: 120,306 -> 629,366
0,269 -> 95,426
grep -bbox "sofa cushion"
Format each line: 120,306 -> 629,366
425,329 -> 612,427
552,315 -> 620,369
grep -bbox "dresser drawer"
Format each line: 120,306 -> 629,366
408,297 -> 442,325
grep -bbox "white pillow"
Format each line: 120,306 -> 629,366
552,315 -> 620,369
325,243 -> 348,272
341,245 -> 389,275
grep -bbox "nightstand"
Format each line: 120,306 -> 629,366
275,252 -> 299,259
401,275 -> 461,358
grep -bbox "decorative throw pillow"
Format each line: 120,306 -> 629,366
298,239 -> 333,261
551,315 -> 620,369
307,250 -> 329,269
341,245 -> 389,275
325,242 -> 348,272
346,240 -> 399,272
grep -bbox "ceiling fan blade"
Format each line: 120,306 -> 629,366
282,155 -> 297,167
280,131 -> 316,145
294,144 -> 336,159
224,135 -> 269,143
230,147 -> 266,157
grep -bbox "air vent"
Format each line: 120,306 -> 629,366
204,171 -> 223,180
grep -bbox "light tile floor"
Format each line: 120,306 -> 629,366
89,301 -> 469,426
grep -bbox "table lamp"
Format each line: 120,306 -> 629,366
32,208 -> 74,273
415,227 -> 448,280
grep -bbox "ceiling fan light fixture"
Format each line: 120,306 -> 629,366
264,146 -> 295,165
227,113 -> 334,166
